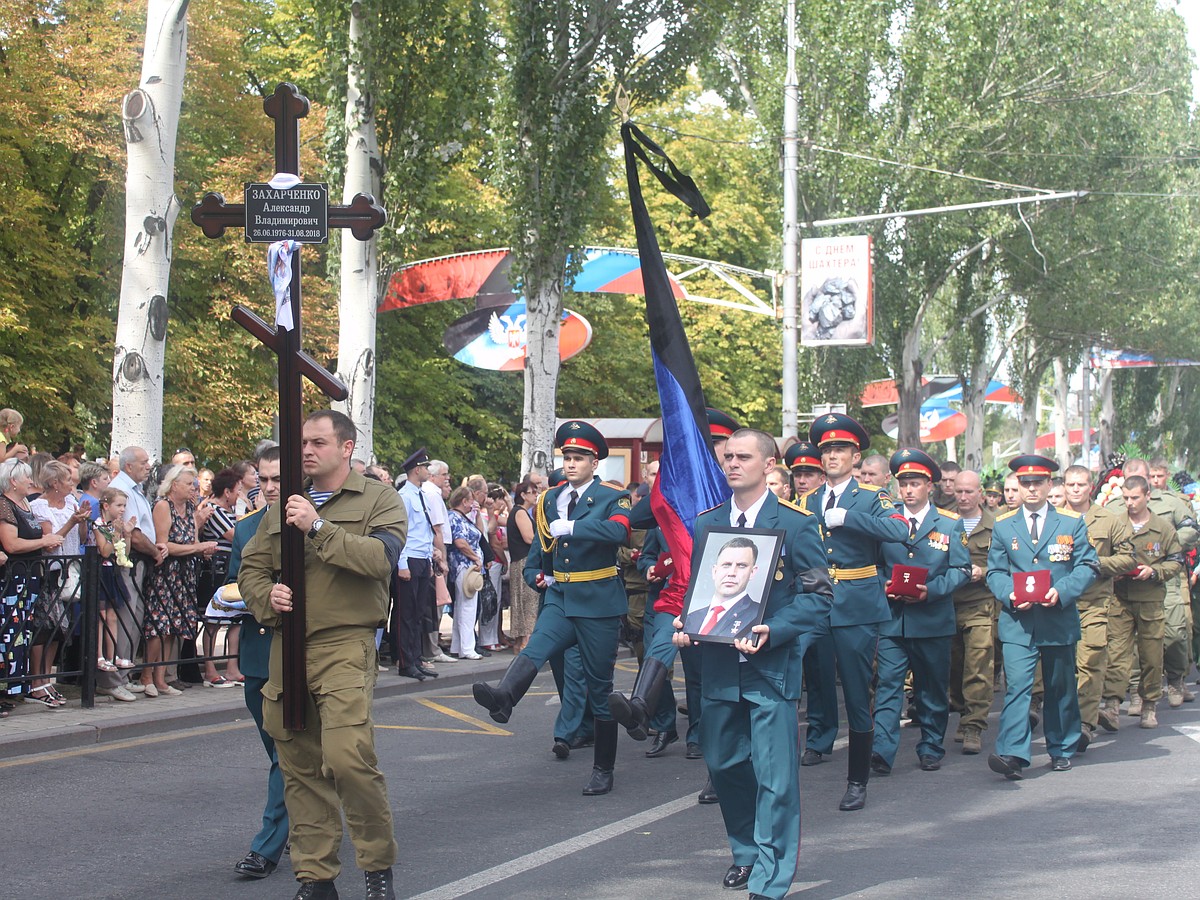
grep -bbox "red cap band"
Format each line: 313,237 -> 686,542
1015,464 -> 1051,477
561,437 -> 599,455
816,429 -> 860,448
896,462 -> 933,479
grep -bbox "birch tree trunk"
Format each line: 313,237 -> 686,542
960,352 -> 992,471
335,0 -> 382,462
1019,369 -> 1041,454
897,324 -> 925,448
1098,368 -> 1114,460
111,0 -> 190,459
1052,357 -> 1071,469
521,279 -> 563,476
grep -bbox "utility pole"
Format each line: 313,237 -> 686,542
781,0 -> 800,439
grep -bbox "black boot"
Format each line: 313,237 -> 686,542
472,655 -> 539,724
839,729 -> 873,811
609,657 -> 669,741
583,719 -> 619,795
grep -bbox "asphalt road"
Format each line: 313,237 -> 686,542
6,658 -> 1200,900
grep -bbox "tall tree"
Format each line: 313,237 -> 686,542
111,0 -> 190,458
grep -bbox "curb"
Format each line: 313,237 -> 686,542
0,653 -> 518,759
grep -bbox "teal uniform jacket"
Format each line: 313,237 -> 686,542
799,479 -> 910,626
987,507 -> 1099,646
228,506 -> 271,678
695,493 -> 834,702
878,509 -> 972,638
523,477 -> 632,617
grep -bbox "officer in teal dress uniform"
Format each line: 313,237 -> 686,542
229,447 -> 288,879
798,413 -> 910,811
474,421 -> 632,795
872,449 -> 971,774
673,428 -> 832,900
986,454 -> 1099,778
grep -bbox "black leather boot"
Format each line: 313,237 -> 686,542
472,655 -> 539,723
609,657 -> 669,741
839,729 -> 873,811
582,719 -> 619,795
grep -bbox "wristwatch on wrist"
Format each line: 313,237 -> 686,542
307,518 -> 325,540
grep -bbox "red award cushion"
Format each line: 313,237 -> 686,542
1014,569 -> 1052,605
888,564 -> 929,599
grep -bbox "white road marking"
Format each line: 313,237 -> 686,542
407,793 -> 697,899
1173,724 -> 1200,744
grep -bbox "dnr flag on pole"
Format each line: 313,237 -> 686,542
621,121 -> 730,615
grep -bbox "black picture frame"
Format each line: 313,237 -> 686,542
682,526 -> 785,645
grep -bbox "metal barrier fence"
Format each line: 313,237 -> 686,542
1,550 -> 241,709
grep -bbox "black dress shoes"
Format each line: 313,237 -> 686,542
293,881 -> 339,899
1050,756 -> 1072,772
552,738 -> 571,760
646,730 -> 678,758
838,781 -> 867,811
417,663 -> 438,678
987,753 -> 1025,780
919,755 -> 941,771
568,734 -> 594,750
870,752 -> 891,776
800,748 -> 823,766
234,850 -> 277,878
722,864 -> 752,889
686,741 -> 703,759
398,666 -> 427,681
698,777 -> 719,804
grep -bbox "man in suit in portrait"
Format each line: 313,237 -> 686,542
684,536 -> 764,639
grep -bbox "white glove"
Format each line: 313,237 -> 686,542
537,574 -> 556,588
824,507 -> 847,529
550,519 -> 574,537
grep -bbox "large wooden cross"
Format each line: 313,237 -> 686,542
191,82 -> 387,730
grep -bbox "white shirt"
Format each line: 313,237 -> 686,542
730,489 -> 770,528
903,502 -> 932,534
821,478 -> 852,511
556,478 -> 594,519
421,481 -> 448,529
1023,504 -> 1050,538
111,470 -> 155,543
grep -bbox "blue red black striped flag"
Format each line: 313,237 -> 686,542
621,121 -> 730,615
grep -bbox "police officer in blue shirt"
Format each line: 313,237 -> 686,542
986,454 -> 1098,778
474,421 -> 632,795
394,448 -> 437,681
873,449 -> 971,775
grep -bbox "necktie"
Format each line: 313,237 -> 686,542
736,512 -> 747,528
825,489 -> 836,513
699,605 -> 725,636
1029,512 -> 1040,543
909,517 -> 919,539
567,490 -> 579,517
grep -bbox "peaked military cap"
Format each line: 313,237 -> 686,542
1008,454 -> 1057,478
556,420 -> 609,459
809,412 -> 870,451
890,447 -> 940,482
548,467 -> 567,487
785,440 -> 823,472
706,407 -> 740,441
401,446 -> 430,472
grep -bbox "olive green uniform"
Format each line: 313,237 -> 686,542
1107,490 -> 1198,685
239,471 -> 407,883
1075,505 -> 1136,728
1102,513 -> 1182,705
949,508 -> 996,735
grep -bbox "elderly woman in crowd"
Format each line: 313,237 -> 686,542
447,485 -> 485,660
506,480 -> 540,654
478,483 -> 510,652
0,460 -> 68,708
28,461 -> 91,707
138,465 -> 218,698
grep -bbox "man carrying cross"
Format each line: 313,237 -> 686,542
239,409 -> 407,900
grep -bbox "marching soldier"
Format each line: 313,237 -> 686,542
672,427 -> 832,899
798,413 -> 909,811
986,455 -> 1098,779
1100,475 -> 1183,730
948,470 -> 996,755
473,421 -> 632,796
872,449 -> 970,775
1062,465 -> 1136,747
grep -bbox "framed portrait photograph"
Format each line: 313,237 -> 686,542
682,527 -> 785,645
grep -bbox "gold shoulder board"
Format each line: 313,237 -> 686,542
996,508 -> 1020,521
937,508 -> 960,520
780,498 -> 813,516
